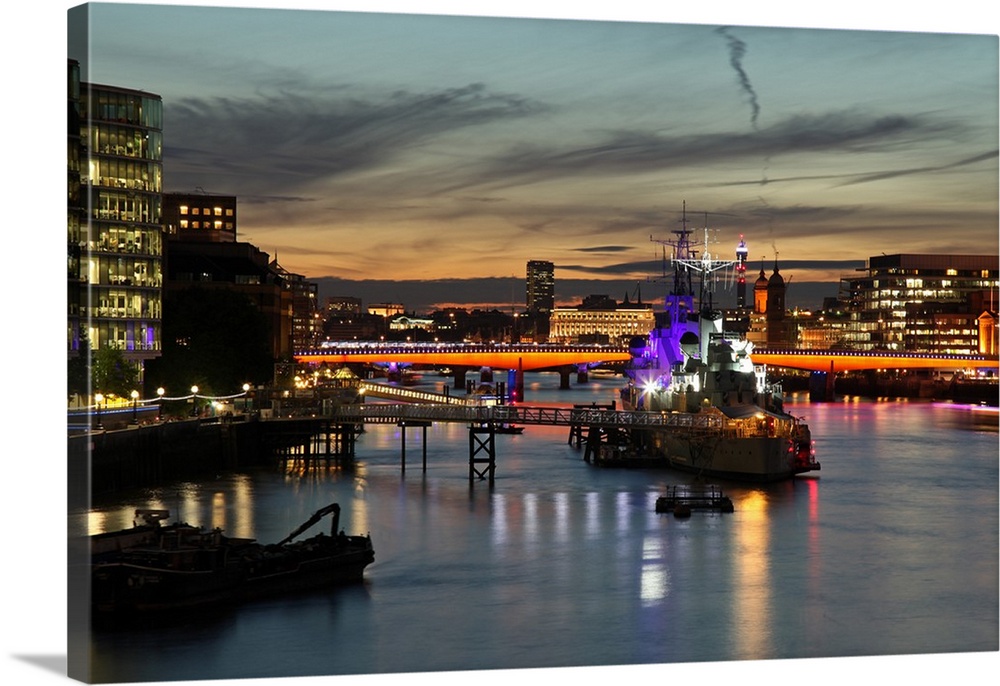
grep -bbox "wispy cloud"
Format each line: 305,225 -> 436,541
438,109 -> 961,192
164,82 -> 546,194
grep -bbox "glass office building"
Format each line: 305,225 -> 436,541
70,68 -> 164,376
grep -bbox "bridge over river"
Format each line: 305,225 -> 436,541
298,342 -> 997,375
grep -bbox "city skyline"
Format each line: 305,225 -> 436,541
66,1 -> 998,313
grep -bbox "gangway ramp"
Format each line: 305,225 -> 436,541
357,381 -> 469,405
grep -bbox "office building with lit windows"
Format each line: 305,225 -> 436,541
839,254 -> 999,354
161,193 -> 299,359
68,60 -> 85,362
162,192 -> 237,242
69,60 -> 164,379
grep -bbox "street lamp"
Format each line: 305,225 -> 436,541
94,392 -> 104,430
242,383 -> 251,413
190,385 -> 199,417
157,387 -> 165,420
130,389 -> 139,425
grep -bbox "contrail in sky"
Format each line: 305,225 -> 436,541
716,27 -> 760,131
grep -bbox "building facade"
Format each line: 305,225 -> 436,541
162,192 -> 237,242
270,259 -> 320,352
839,254 -> 999,354
68,60 -> 85,361
549,304 -> 655,345
71,66 -> 164,379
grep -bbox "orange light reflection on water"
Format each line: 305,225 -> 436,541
732,490 -> 772,659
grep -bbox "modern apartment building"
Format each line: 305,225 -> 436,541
70,60 -> 164,379
839,254 -> 999,354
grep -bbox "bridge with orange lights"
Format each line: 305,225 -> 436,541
751,348 -> 998,373
295,342 -> 997,376
296,343 -> 633,391
297,342 -> 631,369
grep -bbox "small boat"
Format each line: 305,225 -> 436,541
495,424 -> 524,434
91,503 -> 374,614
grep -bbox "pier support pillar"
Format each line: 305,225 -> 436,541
577,364 -> 589,384
452,366 -> 469,390
398,420 -> 431,474
582,425 -> 604,463
469,425 -> 497,485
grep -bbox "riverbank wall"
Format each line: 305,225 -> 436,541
69,415 -> 360,496
68,418 -> 271,496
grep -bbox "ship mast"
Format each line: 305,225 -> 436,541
668,206 -> 736,311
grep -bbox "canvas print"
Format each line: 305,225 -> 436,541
64,1 -> 997,684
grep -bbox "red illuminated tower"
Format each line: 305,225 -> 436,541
735,235 -> 748,308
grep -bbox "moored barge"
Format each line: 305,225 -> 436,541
91,503 -> 374,614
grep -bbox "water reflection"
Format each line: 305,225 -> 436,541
640,536 -> 669,606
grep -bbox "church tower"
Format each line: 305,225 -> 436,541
753,262 -> 768,314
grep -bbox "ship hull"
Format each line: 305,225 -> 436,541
655,433 -> 817,482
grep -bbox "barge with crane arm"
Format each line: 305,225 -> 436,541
91,502 -> 374,614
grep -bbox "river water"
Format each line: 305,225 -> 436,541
73,373 -> 998,684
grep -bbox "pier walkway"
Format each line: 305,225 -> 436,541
334,401 -> 723,432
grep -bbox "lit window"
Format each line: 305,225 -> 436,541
192,207 -> 200,215
214,207 -> 223,216
179,205 -> 189,215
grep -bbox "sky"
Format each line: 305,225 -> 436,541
61,0 -> 999,313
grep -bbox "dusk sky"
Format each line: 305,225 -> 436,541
65,1 -> 998,312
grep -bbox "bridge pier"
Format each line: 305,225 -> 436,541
469,426 -> 496,485
808,362 -> 837,402
577,364 -> 589,384
559,366 -> 573,389
452,366 -> 469,390
515,358 -> 524,403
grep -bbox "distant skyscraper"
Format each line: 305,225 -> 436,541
526,260 -> 555,312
